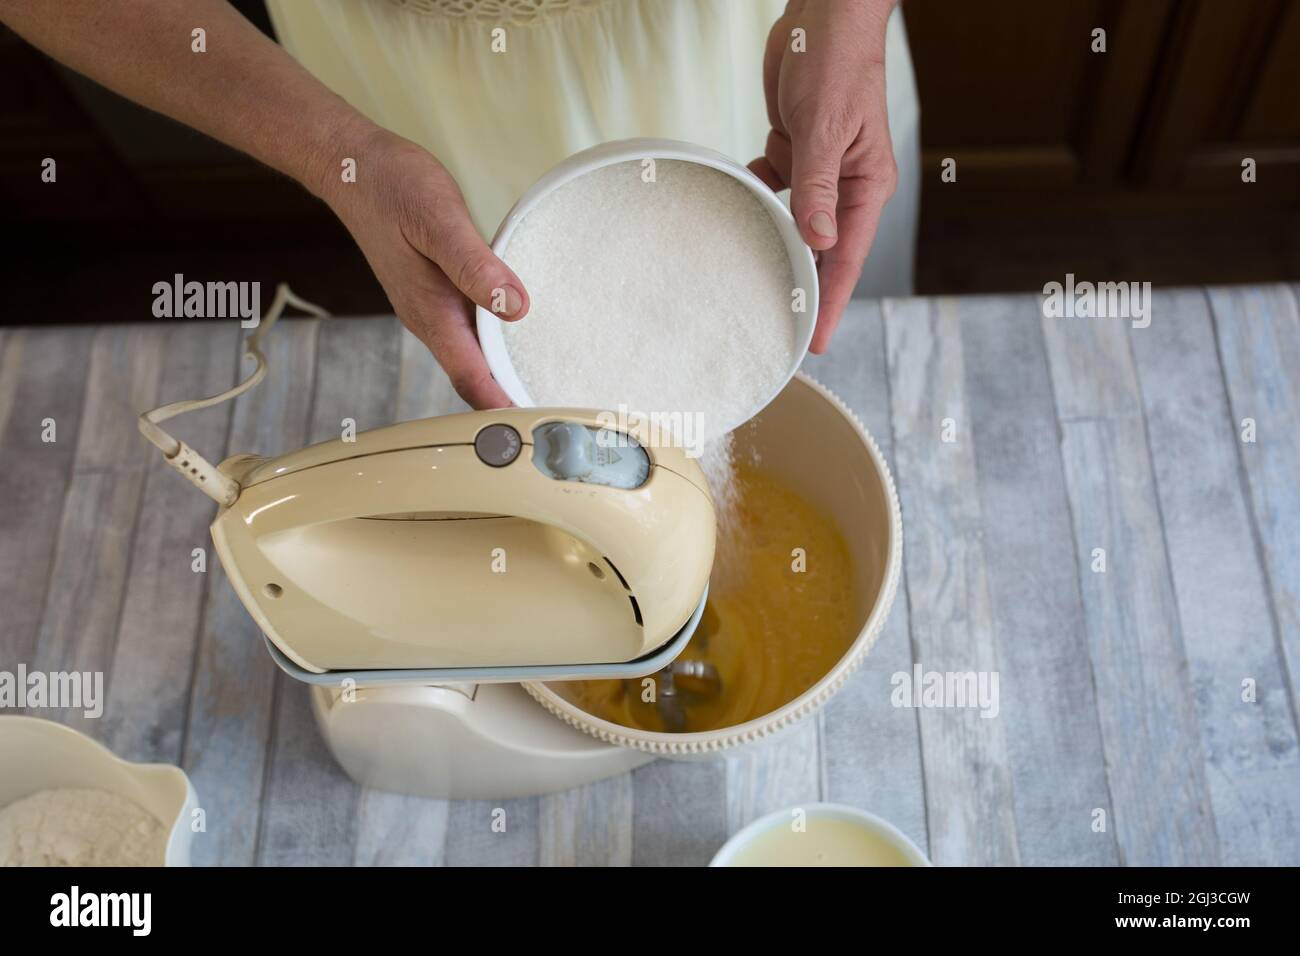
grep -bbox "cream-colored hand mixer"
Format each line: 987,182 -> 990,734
139,287 -> 716,688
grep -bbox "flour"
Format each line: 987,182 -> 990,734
500,159 -> 798,446
0,788 -> 167,867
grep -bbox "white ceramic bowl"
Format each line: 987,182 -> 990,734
476,137 -> 818,436
525,372 -> 903,756
710,803 -> 930,867
0,716 -> 197,866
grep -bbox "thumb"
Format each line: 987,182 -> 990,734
788,124 -> 844,251
406,193 -> 530,321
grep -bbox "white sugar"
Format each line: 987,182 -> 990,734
500,159 -> 797,446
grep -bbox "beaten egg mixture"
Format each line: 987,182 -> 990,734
555,461 -> 856,733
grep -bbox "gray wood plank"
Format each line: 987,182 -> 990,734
256,316 -> 401,866
1040,303 -> 1142,422
723,724 -> 820,834
540,776 -> 634,866
1209,284 -> 1300,722
183,317 -> 320,866
882,297 -> 1019,866
1042,309 -> 1218,865
0,328 -> 94,667
30,325 -> 166,738
630,758 -> 728,866
444,798 -> 541,865
1130,288 -> 1300,865
256,682 -> 360,866
804,299 -> 927,855
101,322 -> 241,763
354,789 -> 449,866
960,294 -> 1118,865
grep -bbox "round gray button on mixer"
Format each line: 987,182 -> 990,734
474,424 -> 522,467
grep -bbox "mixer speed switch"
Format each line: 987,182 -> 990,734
531,421 -> 650,489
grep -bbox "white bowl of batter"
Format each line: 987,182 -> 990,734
711,803 -> 930,867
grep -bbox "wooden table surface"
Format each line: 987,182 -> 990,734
2,286 -> 1298,866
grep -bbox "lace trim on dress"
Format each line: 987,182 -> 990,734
386,0 -> 610,25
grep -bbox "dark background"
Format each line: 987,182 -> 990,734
2,0 -> 1298,324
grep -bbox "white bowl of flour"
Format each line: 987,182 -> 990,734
477,138 -> 818,445
0,717 -> 197,866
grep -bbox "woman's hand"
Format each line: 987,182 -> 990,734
750,0 -> 899,353
0,0 -> 527,409
323,124 -> 529,409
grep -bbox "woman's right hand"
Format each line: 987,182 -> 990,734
324,125 -> 529,409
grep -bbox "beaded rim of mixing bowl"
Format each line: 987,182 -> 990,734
523,371 -> 904,755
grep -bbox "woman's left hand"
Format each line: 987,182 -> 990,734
750,0 -> 899,353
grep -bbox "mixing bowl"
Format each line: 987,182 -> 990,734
309,371 -> 901,798
476,137 -> 819,437
0,716 -> 197,866
525,371 -> 903,755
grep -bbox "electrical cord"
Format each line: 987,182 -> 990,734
138,283 -> 330,506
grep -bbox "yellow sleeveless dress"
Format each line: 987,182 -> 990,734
266,0 -> 919,294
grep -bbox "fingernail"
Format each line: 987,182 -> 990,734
810,211 -> 836,239
493,285 -> 523,317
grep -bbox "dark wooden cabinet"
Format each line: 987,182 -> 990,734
907,0 -> 1300,196
0,2 -> 383,325
905,0 -> 1163,189
905,0 -> 1300,290
1139,0 -> 1300,194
